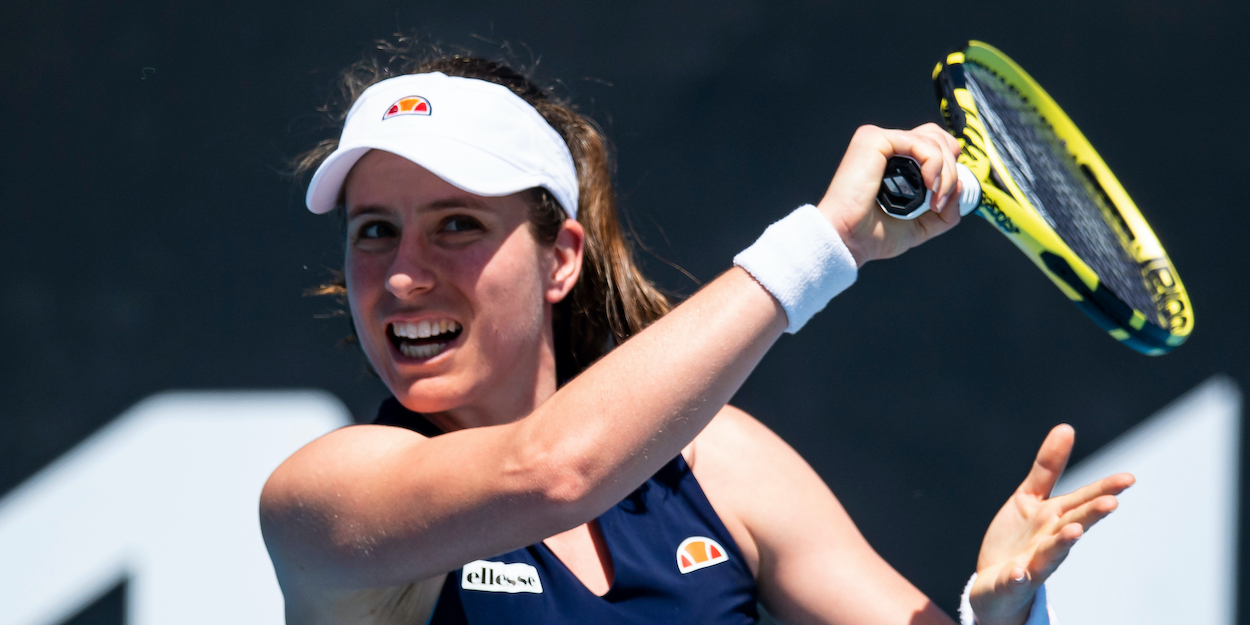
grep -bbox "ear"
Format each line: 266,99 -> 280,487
544,219 -> 585,304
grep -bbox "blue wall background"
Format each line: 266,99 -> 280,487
3,0 -> 1247,621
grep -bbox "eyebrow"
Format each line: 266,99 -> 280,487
346,205 -> 389,219
346,196 -> 494,219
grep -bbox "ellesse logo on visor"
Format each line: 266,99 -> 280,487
675,536 -> 728,574
382,96 -> 431,119
461,560 -> 543,594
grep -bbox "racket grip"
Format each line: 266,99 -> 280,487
877,156 -> 981,219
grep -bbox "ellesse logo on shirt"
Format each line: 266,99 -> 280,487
676,536 -> 728,574
461,560 -> 544,594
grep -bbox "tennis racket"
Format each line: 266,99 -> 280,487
877,41 -> 1193,356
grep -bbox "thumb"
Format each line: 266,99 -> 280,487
970,559 -> 1040,623
999,559 -> 1035,596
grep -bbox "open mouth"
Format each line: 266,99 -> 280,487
387,319 -> 463,360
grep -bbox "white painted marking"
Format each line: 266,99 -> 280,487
1049,375 -> 1241,625
0,391 -> 351,625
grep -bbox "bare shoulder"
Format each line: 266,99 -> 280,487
685,405 -> 811,577
688,405 -> 875,569
689,405 -> 786,464
688,404 -> 811,490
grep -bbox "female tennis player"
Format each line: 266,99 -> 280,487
260,45 -> 1134,625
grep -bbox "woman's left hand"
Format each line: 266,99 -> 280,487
970,424 -> 1135,625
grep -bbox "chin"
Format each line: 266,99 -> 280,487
390,373 -> 479,414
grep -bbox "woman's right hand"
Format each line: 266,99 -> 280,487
817,123 -> 966,266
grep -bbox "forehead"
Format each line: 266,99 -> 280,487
345,148 -> 535,220
342,150 -> 464,213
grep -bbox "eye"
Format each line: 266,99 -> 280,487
356,221 -> 397,240
441,215 -> 483,233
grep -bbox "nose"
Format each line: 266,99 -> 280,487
385,238 -> 436,299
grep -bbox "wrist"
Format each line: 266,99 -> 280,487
971,607 -> 1032,625
960,573 -> 1050,625
732,204 -> 858,333
815,196 -> 869,268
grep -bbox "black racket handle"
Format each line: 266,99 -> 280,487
877,156 -> 981,219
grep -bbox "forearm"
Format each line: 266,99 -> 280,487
518,266 -> 787,515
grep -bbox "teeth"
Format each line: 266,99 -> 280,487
399,342 -> 446,359
392,321 -> 416,338
389,319 -> 462,344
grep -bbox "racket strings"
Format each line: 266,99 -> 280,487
962,63 -> 1159,322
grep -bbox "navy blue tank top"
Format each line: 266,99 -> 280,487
374,398 -> 760,624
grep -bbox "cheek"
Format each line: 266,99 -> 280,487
344,252 -> 390,343
345,249 -> 391,300
460,239 -> 549,349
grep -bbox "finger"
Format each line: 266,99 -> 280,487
912,124 -> 960,209
1052,472 -> 1135,512
1058,494 -> 1119,531
912,122 -> 961,158
912,124 -> 960,211
1019,424 -> 1075,498
912,136 -> 947,203
1028,522 -> 1083,580
932,147 -> 958,214
877,129 -> 950,199
930,178 -> 963,225
913,199 -> 961,238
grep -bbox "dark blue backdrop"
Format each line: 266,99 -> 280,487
3,0 -> 1247,622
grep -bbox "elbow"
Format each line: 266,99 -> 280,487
541,463 -> 594,510
258,460 -> 354,586
260,484 -> 374,588
259,463 -> 298,551
259,467 -> 315,570
509,426 -> 599,517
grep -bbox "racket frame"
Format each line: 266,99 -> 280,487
933,41 -> 1193,355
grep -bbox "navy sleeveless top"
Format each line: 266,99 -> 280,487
374,398 -> 760,624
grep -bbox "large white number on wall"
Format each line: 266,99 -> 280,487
0,391 -> 350,625
1050,376 -> 1241,625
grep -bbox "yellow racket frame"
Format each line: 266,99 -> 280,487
934,41 -> 1193,355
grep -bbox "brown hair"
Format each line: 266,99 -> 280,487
294,35 -> 672,382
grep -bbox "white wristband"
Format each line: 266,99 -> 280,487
960,573 -> 1057,625
732,204 -> 858,333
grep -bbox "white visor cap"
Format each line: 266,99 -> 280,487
305,72 -> 579,218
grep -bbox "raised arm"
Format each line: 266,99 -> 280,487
260,124 -> 966,594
